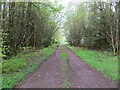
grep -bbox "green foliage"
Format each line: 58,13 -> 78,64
1,2 -> 62,58
2,64 -> 38,88
64,81 -> 71,88
54,30 -> 65,44
2,58 -> 27,74
64,2 -> 119,55
67,45 -> 118,81
2,44 -> 57,88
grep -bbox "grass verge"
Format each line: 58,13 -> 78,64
2,44 -> 58,88
67,45 -> 118,81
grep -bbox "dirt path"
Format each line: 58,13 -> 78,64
64,46 -> 117,88
16,46 -> 117,88
16,49 -> 63,88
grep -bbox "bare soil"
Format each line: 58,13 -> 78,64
16,46 -> 118,88
64,46 -> 117,88
16,50 -> 62,88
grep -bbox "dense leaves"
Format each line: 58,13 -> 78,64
64,2 -> 120,55
1,2 -> 62,59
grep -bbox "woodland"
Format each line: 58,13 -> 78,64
0,1 -> 119,59
64,1 -> 120,56
0,2 -> 62,59
1,1 -> 119,88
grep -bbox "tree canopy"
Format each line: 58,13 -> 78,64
0,2 -> 63,59
64,1 -> 120,55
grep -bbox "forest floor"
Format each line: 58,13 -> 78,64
16,46 -> 117,88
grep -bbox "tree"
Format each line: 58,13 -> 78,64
1,2 -> 63,59
64,1 -> 119,55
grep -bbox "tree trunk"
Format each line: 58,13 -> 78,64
117,1 -> 120,55
110,26 -> 116,55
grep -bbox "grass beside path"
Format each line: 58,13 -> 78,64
2,44 -> 58,88
67,45 -> 118,81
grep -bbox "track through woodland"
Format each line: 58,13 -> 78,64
16,46 -> 117,88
